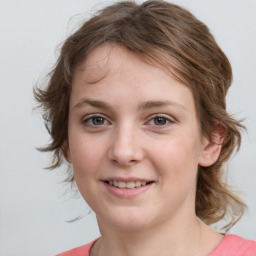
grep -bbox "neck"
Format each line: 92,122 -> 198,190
92,214 -> 222,256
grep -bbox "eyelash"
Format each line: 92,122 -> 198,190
83,115 -> 110,127
82,114 -> 174,128
147,115 -> 174,127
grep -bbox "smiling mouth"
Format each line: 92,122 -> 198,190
105,180 -> 154,189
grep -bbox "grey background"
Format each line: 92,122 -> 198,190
0,0 -> 255,255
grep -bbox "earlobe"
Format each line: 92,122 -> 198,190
62,140 -> 72,163
198,125 -> 226,167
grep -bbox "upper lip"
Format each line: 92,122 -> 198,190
102,177 -> 154,182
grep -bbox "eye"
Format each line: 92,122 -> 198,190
152,116 -> 168,125
147,115 -> 173,126
83,115 -> 109,127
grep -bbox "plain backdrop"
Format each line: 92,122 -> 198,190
0,0 -> 255,255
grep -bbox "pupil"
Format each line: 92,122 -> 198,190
154,117 -> 166,125
93,117 -> 104,125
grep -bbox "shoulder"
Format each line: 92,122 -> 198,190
56,238 -> 100,256
210,234 -> 256,256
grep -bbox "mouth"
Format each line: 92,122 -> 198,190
104,180 -> 154,189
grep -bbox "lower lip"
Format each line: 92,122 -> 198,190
103,182 -> 154,198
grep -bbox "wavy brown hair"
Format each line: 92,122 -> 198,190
34,0 -> 246,230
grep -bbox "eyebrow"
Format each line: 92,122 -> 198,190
73,99 -> 187,111
73,99 -> 113,111
138,100 -> 187,111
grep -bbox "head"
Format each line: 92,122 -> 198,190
35,0 -> 245,230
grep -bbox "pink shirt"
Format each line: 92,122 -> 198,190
56,234 -> 256,256
209,234 -> 256,256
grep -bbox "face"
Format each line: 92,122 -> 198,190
65,44 -> 216,231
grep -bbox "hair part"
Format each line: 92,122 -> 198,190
34,0 -> 246,230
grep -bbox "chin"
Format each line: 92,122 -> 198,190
97,208 -> 157,231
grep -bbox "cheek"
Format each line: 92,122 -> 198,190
69,133 -> 105,178
148,132 -> 201,181
69,139 -> 103,200
151,133 -> 201,164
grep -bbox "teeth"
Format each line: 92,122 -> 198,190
127,181 -> 135,189
108,180 -> 149,189
135,181 -> 141,187
118,181 -> 126,188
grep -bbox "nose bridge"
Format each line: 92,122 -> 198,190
108,120 -> 143,166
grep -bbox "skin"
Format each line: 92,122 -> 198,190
64,44 -> 224,256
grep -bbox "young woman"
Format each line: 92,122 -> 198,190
35,1 -> 256,255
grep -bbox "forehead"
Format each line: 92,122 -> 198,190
75,44 -> 131,86
71,44 -> 197,116
75,43 -> 181,86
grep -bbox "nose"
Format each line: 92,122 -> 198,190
108,123 -> 144,167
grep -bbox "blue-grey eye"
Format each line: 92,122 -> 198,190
153,117 -> 167,125
91,116 -> 105,125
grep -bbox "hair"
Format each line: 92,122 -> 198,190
34,0 -> 246,230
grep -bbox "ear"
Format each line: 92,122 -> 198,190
62,140 -> 72,163
198,125 -> 226,167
